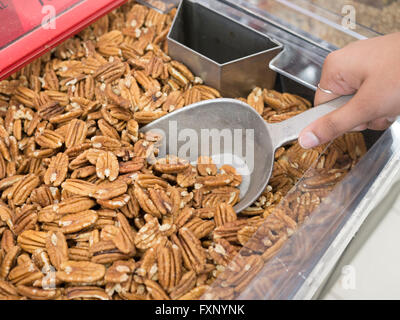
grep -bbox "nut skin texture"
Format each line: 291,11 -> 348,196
46,231 -> 69,270
96,151 -> 119,181
56,261 -> 106,283
44,153 -> 69,186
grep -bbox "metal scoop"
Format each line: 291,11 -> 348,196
140,95 -> 352,212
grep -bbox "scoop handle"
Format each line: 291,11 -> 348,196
267,95 -> 353,149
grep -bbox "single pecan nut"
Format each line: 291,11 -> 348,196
0,246 -> 20,279
247,87 -> 264,115
157,244 -> 182,293
35,129 -> 64,149
172,228 -> 206,275
183,217 -> 214,239
56,196 -> 96,215
8,255 -> 43,286
196,156 -> 217,176
153,156 -> 189,174
11,174 -> 40,206
56,261 -> 106,284
178,285 -> 209,300
93,181 -> 128,200
144,279 -> 170,300
66,286 -> 110,300
104,260 -> 135,284
90,240 -> 131,264
17,230 -> 47,253
46,231 -> 69,270
214,203 -> 237,227
61,179 -> 97,197
44,152 -> 69,186
12,205 -> 38,236
96,151 -> 119,181
16,285 -> 60,300
134,214 -> 163,251
65,119 -> 88,149
58,210 -> 98,234
111,213 -> 136,255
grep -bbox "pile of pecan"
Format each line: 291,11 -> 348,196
0,1 -> 367,300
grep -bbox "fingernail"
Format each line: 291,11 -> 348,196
352,124 -> 367,131
299,131 -> 320,149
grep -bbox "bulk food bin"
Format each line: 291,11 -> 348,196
0,0 -> 399,300
192,0 -> 400,300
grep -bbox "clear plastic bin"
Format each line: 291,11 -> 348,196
185,0 -> 400,300
2,0 -> 399,300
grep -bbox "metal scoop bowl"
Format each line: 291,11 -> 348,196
140,96 -> 351,213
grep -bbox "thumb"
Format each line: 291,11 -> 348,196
298,81 -> 379,149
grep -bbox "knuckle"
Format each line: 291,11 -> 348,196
324,51 -> 339,67
368,118 -> 391,131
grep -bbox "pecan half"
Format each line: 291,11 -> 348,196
56,261 -> 106,283
172,228 -> 206,274
46,231 -> 69,270
65,119 -> 87,148
58,210 -> 98,234
44,153 -> 69,186
96,151 -> 119,181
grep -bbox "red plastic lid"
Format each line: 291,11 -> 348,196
0,0 -> 127,80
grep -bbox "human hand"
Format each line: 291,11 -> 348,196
298,32 -> 400,149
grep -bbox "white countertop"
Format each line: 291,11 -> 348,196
318,174 -> 400,300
